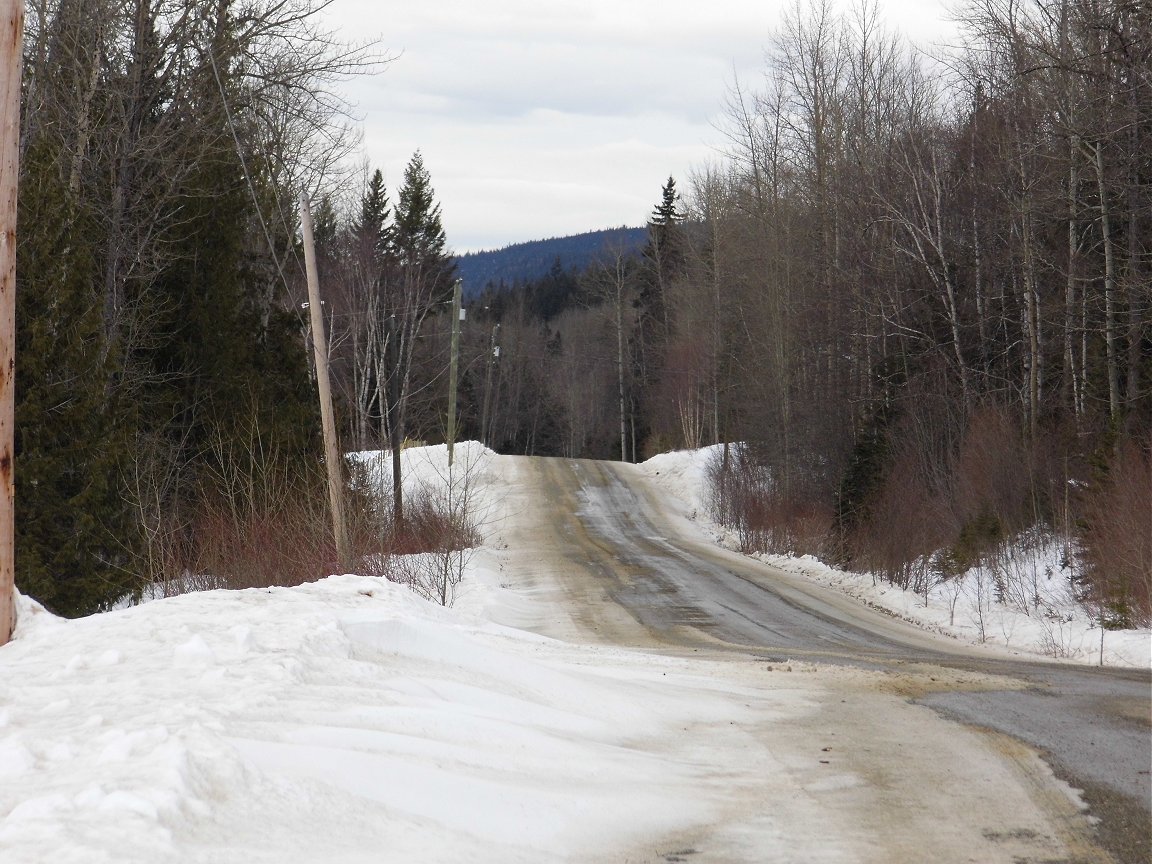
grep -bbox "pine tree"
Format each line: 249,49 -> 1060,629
139,37 -> 305,450
379,151 -> 457,525
312,194 -> 341,257
393,151 -> 456,302
336,169 -> 394,449
353,169 -> 392,264
15,139 -> 138,616
651,175 -> 683,226
645,176 -> 686,296
12,0 -> 370,615
632,177 -> 688,455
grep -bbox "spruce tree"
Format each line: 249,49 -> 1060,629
651,176 -> 682,226
378,151 -> 457,525
150,72 -> 316,465
393,151 -> 456,302
645,176 -> 686,293
354,169 -> 393,264
632,177 -> 687,455
15,140 -> 138,616
12,0 -> 365,615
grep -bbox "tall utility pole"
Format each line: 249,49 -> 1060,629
299,191 -> 352,571
445,279 -> 463,467
386,314 -> 403,527
480,323 -> 499,446
0,0 -> 23,647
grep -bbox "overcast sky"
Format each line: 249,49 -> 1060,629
322,0 -> 958,253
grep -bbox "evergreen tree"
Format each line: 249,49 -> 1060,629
312,194 -> 341,256
644,176 -> 686,304
141,6 -> 315,464
651,175 -> 683,226
377,151 -> 458,524
633,177 -> 688,454
12,0 -> 339,614
393,151 -> 456,302
334,169 -> 395,449
353,169 -> 392,264
529,258 -> 581,320
15,139 -> 138,616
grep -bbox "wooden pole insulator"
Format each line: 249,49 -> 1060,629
0,0 -> 24,647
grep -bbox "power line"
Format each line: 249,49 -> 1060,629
207,48 -> 295,298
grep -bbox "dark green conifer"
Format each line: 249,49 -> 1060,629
393,151 -> 456,301
651,175 -> 683,227
645,176 -> 686,290
353,169 -> 393,264
15,141 -> 138,616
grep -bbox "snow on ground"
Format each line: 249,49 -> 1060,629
0,442 -> 831,863
0,442 -> 1141,863
637,446 -> 1151,669
1,573 -> 827,863
348,440 -> 496,507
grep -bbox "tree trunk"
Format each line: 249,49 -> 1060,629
1064,134 -> 1081,419
970,101 -> 990,390
711,211 -> 722,446
1125,115 -> 1143,413
386,316 -> 404,528
1017,159 -> 1042,439
1094,141 -> 1121,421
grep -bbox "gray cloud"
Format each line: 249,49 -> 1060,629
325,0 -> 954,252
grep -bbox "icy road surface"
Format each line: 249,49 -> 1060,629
479,455 -> 1151,864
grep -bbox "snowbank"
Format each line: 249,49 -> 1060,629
0,574 -> 807,863
638,447 -> 1151,669
347,440 -> 497,504
638,444 -> 721,519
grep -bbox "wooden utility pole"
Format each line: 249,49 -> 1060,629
446,280 -> 462,467
0,1 -> 23,647
299,191 -> 352,571
386,314 -> 403,527
480,323 -> 499,446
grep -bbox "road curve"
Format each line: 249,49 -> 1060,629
514,456 -> 1152,864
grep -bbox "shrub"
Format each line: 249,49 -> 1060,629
706,445 -> 833,558
1078,437 -> 1152,627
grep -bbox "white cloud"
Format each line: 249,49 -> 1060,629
322,0 -> 957,252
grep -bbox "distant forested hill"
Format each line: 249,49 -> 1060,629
455,226 -> 647,296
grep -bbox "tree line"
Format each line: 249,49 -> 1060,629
14,0 -> 386,615
443,0 -> 1150,624
12,0 -> 1148,625
311,158 -> 456,526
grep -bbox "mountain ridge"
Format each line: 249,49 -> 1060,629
454,226 -> 647,297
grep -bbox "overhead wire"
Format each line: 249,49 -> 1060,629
207,48 -> 297,297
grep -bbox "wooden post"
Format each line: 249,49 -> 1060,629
480,323 -> 499,446
299,191 -> 352,571
386,314 -> 403,528
0,1 -> 23,647
446,279 -> 462,467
